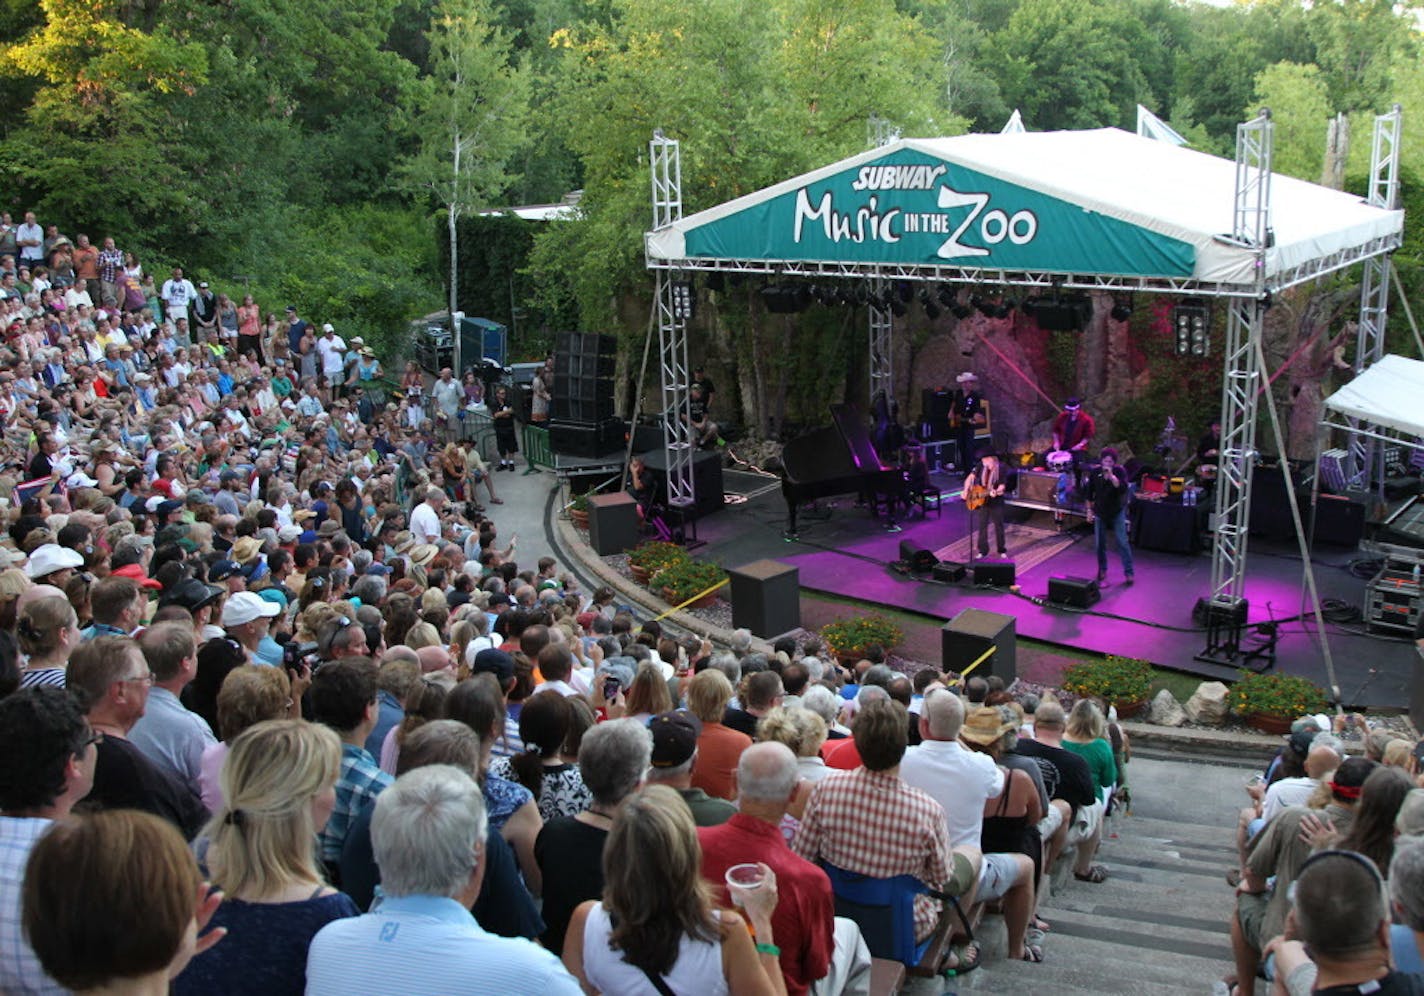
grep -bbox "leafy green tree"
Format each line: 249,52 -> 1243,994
399,0 -> 530,326
1249,62 -> 1331,182
1307,0 -> 1418,115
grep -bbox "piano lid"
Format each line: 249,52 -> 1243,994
831,403 -> 892,472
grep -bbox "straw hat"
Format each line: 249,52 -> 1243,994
959,706 -> 1017,746
231,536 -> 263,565
409,544 -> 438,568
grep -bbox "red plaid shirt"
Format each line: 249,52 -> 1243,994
791,766 -> 951,941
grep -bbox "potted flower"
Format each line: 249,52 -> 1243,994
626,541 -> 690,585
1230,670 -> 1329,734
820,613 -> 903,664
1062,656 -> 1154,718
652,558 -> 726,609
569,490 -> 594,529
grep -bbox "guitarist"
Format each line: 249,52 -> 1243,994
964,445 -> 1012,557
952,371 -> 986,472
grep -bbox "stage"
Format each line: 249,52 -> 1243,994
697,467 -> 1417,709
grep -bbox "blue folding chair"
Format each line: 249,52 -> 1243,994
818,861 -> 964,977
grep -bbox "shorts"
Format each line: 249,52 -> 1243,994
1066,799 -> 1104,845
946,851 -> 976,897
1237,891 -> 1270,951
1037,803 -> 1065,841
975,852 -> 1022,903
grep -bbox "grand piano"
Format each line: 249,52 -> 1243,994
780,403 -> 906,537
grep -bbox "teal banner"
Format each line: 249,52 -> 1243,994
682,148 -> 1194,277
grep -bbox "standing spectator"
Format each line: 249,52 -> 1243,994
310,657 -> 392,871
432,367 -> 463,442
161,266 -> 198,324
22,810 -> 222,994
529,365 -> 550,425
686,669 -> 752,801
0,686 -> 98,995
67,635 -> 209,838
236,293 -> 263,360
306,765 -> 580,995
489,384 -> 519,471
96,236 -> 124,308
173,720 -> 359,996
564,785 -> 790,996
14,211 -> 42,270
316,323 -> 347,400
129,622 -> 216,796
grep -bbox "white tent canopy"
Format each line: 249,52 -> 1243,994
646,128 -> 1403,294
1322,354 -> 1424,441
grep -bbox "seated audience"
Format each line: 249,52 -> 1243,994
563,784 -> 790,996
174,719 -> 358,995
644,708 -> 737,827
686,668 -> 752,801
129,622 -> 216,796
310,656 -> 392,872
306,765 -> 580,995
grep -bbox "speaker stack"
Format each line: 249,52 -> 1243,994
551,332 -> 622,458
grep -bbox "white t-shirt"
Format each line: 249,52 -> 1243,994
1262,776 -> 1319,824
161,278 -> 197,315
316,335 -> 346,376
409,501 -> 441,544
900,738 -> 1006,849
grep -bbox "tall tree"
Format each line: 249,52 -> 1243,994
399,0 -> 530,323
1249,62 -> 1332,182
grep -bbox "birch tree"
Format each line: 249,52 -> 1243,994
400,0 -> 529,324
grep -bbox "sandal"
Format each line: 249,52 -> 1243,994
1019,943 -> 1045,963
489,498 -> 503,504
1030,916 -> 1051,932
942,940 -> 981,976
1225,868 -> 1241,888
1073,865 -> 1109,884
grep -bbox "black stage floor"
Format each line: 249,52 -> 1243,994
690,469 -> 1416,710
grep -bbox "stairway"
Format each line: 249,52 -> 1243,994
906,755 -> 1249,995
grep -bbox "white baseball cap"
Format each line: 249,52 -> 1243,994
222,591 -> 282,627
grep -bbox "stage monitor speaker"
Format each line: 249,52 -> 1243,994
728,559 -> 800,638
640,449 -> 725,517
942,608 -> 1016,684
1048,575 -> 1100,608
932,561 -> 966,582
972,559 -> 1016,587
587,492 -> 640,556
1311,494 -> 1366,549
549,419 -> 624,458
899,539 -> 937,574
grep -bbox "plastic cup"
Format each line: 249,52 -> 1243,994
725,863 -> 766,906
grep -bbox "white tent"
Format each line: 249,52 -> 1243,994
645,128 -> 1403,293
1322,354 -> 1424,442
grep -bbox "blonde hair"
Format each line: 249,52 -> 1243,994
205,719 -> 342,898
17,595 -> 76,658
602,784 -> 718,975
686,669 -> 733,723
1065,698 -> 1107,741
1383,738 -> 1415,772
404,621 -> 441,650
756,705 -> 828,758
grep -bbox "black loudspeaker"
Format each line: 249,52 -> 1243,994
640,449 -> 724,517
972,559 -> 1016,587
728,559 -> 801,638
553,332 -> 616,422
932,561 -> 966,582
942,608 -> 1017,684
898,539 -> 937,573
1411,650 -> 1424,734
549,419 -> 624,458
587,493 -> 640,556
1048,575 -> 1100,608
1311,494 -> 1365,549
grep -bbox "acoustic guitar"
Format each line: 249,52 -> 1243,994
964,485 -> 989,510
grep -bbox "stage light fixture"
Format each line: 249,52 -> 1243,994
973,295 -> 995,318
1022,294 -> 1089,330
670,279 -> 695,320
704,271 -> 726,293
897,281 -> 914,304
1173,302 -> 1210,357
889,298 -> 908,318
1110,296 -> 1133,322
937,285 -> 958,308
924,301 -> 942,320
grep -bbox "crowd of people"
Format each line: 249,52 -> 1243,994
1226,718 -> 1424,995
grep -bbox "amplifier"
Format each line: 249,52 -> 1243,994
1048,575 -> 1100,608
932,561 -> 966,582
898,539 -> 937,574
972,559 -> 1016,587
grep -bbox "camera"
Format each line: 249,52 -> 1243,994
283,640 -> 321,671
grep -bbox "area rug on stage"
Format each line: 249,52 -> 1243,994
934,523 -> 1081,574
